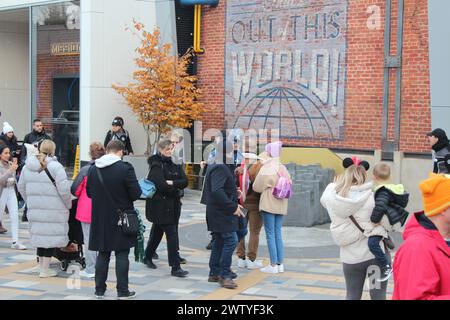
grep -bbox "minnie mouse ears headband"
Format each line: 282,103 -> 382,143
343,156 -> 370,171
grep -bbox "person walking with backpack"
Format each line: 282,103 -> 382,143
86,140 -> 141,299
17,140 -> 72,278
427,128 -> 450,174
252,142 -> 291,274
320,157 -> 389,300
71,142 -> 106,279
104,117 -> 134,156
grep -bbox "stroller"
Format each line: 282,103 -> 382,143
53,199 -> 86,271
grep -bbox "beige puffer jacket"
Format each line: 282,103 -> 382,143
320,182 -> 390,264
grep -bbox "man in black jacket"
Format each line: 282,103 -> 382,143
201,138 -> 245,289
87,140 -> 141,300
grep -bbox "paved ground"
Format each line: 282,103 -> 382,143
0,190 -> 395,300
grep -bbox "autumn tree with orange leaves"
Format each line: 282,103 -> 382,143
113,22 -> 203,155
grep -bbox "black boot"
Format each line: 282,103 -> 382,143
143,257 -> 157,269
153,252 -> 159,260
171,266 -> 189,278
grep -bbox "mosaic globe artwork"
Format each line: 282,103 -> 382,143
229,87 -> 340,139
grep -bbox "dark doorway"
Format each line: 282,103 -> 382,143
52,76 -> 79,170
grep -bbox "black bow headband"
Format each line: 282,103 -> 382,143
343,156 -> 370,171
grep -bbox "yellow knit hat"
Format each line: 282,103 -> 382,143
419,173 -> 450,217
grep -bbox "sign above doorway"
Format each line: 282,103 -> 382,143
51,42 -> 80,56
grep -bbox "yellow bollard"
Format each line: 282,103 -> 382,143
72,145 -> 80,180
185,163 -> 194,189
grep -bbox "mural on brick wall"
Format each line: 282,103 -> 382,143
225,0 -> 348,139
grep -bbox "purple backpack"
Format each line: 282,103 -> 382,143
272,170 -> 292,199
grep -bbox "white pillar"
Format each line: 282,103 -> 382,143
79,0 -> 177,161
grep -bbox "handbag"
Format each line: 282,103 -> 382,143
96,167 -> 139,237
349,216 -> 395,250
139,177 -> 156,199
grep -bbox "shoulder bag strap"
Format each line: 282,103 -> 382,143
43,168 -> 69,210
95,167 -> 117,207
349,215 -> 365,233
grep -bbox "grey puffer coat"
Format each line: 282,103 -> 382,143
18,156 -> 72,249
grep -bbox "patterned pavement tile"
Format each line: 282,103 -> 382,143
0,191 -> 398,300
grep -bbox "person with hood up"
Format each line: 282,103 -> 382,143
17,140 -> 72,278
86,140 -> 141,300
320,157 -> 389,300
201,137 -> 245,289
427,128 -> 450,174
393,173 -> 450,300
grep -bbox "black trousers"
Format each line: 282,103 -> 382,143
95,249 -> 130,295
37,248 -> 55,257
149,219 -> 181,253
145,223 -> 180,268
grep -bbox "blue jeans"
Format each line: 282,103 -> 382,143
262,211 -> 284,265
368,236 -> 389,267
236,216 -> 248,242
209,232 -> 238,279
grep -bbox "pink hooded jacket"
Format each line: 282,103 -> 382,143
71,163 -> 93,223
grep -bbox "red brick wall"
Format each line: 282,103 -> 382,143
197,0 -> 431,153
35,25 -> 79,135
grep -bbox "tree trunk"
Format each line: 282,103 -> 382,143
144,124 -> 152,157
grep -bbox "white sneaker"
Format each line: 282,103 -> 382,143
278,264 -> 285,273
237,258 -> 247,268
260,265 -> 279,274
30,264 -> 41,274
246,260 -> 263,269
79,270 -> 95,279
11,242 -> 27,250
39,269 -> 58,278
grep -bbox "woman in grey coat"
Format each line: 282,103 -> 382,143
18,140 -> 72,278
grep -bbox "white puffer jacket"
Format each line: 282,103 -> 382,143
320,182 -> 389,264
18,156 -> 72,249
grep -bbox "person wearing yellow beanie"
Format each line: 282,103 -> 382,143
393,173 -> 450,300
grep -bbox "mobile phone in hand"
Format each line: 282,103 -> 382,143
240,207 -> 248,217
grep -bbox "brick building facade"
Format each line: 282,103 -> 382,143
197,0 -> 431,153
35,25 -> 79,134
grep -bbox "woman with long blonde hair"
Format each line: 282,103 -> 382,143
18,140 -> 72,278
320,157 -> 389,300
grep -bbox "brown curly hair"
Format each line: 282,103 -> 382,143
89,142 -> 106,160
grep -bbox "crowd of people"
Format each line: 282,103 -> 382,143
0,115 -> 449,300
